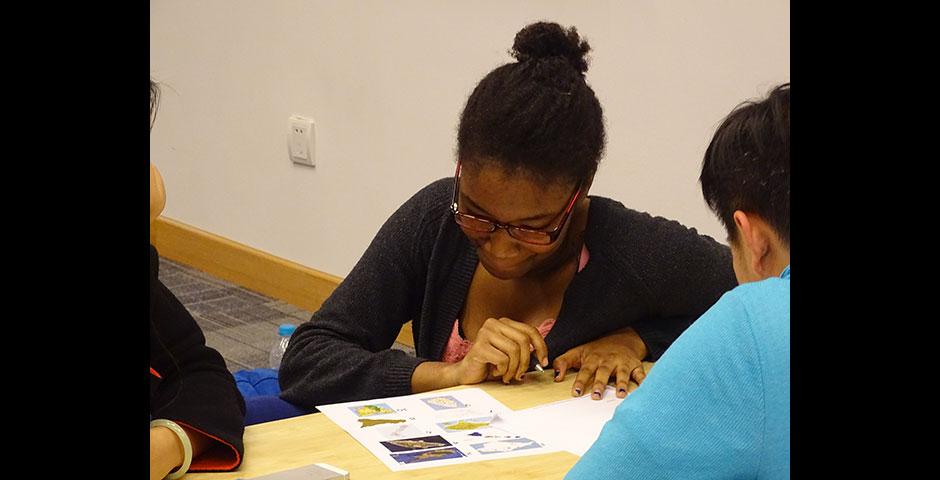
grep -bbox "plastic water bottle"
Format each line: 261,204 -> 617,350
269,323 -> 297,370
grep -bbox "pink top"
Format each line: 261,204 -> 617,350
441,244 -> 590,363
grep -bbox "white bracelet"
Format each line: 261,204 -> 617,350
150,419 -> 193,480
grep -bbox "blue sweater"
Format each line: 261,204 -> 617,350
567,266 -> 790,479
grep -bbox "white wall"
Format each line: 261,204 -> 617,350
150,0 -> 789,278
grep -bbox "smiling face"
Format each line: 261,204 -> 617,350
455,162 -> 585,280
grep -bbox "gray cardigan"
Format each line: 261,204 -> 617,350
279,178 -> 736,408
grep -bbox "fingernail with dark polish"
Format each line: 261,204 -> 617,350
593,390 -> 600,398
618,388 -> 626,395
574,388 -> 581,395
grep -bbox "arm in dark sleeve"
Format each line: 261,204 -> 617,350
150,246 -> 245,471
278,184 -> 441,408
628,217 -> 737,360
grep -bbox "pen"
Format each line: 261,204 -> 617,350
528,354 -> 545,373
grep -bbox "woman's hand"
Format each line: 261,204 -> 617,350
455,317 -> 549,385
552,327 -> 648,400
150,426 -> 183,480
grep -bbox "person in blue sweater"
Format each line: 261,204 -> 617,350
567,83 -> 790,479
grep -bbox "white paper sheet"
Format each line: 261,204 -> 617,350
317,388 -> 558,471
512,385 -> 624,456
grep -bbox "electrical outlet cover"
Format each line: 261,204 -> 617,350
288,115 -> 316,167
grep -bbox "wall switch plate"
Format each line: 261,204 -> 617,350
288,115 -> 316,167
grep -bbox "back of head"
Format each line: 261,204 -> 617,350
457,21 -> 606,187
700,83 -> 790,245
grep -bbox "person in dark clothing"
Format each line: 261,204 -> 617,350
280,22 -> 737,409
150,79 -> 245,480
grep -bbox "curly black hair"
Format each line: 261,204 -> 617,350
700,83 -> 790,245
457,21 -> 606,187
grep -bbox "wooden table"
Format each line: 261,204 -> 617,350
186,362 -> 654,480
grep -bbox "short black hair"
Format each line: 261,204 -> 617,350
700,83 -> 790,246
457,21 -> 606,187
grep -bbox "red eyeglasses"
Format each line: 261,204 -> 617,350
450,160 -> 581,246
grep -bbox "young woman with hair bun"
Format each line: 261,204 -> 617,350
280,22 -> 736,408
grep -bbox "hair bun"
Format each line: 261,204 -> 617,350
511,21 -> 591,74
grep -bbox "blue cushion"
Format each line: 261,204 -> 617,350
234,368 -> 311,425
233,368 -> 281,398
244,395 -> 310,425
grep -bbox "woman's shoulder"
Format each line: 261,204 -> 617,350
370,177 -> 457,259
394,177 -> 453,216
587,196 -> 701,240
586,196 -> 728,267
415,177 -> 454,204
382,178 -> 454,235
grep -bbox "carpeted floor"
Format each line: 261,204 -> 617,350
157,256 -> 415,373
